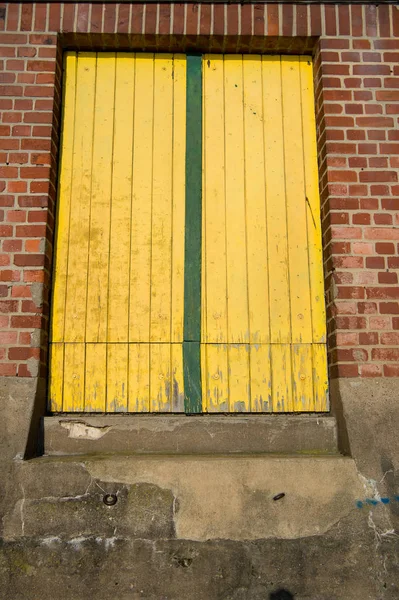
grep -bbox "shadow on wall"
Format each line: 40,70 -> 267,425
270,591 -> 294,600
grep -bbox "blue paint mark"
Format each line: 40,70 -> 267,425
356,495 -> 399,508
366,498 -> 379,506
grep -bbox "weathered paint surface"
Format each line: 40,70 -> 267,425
50,53 -> 327,413
49,52 -> 186,412
201,55 -> 328,412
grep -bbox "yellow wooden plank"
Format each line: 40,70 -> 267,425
63,343 -> 85,412
224,56 -> 249,344
107,54 -> 135,342
171,55 -> 186,343
84,343 -> 106,412
312,344 -> 329,411
243,55 -> 270,344
262,56 -> 291,344
300,56 -> 326,344
250,345 -> 271,412
51,52 -> 76,343
202,55 -> 228,344
228,344 -> 250,412
64,53 -> 96,342
150,54 -> 174,342
48,343 -> 64,411
150,343 -> 172,412
292,343 -> 314,411
129,54 -> 154,343
203,343 -> 229,412
85,53 -> 116,343
128,343 -> 150,412
281,56 -> 312,344
171,343 -> 185,411
271,345 -> 293,412
107,343 -> 128,411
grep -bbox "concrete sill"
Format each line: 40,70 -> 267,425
43,414 -> 339,456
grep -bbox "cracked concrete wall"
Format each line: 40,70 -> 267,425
0,375 -> 399,599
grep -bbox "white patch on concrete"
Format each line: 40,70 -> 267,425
41,536 -> 61,547
67,536 -> 90,549
60,421 -> 111,440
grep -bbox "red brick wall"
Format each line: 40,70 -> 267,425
0,2 -> 398,382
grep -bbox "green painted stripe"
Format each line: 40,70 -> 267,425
183,342 -> 201,413
183,54 -> 202,413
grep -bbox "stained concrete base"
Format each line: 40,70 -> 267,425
1,376 -> 399,599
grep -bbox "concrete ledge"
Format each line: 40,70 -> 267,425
5,454 -> 362,542
44,414 -> 338,456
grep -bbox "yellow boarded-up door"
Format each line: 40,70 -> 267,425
49,52 -> 328,413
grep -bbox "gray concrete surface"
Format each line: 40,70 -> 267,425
0,375 -> 398,599
43,414 -> 339,455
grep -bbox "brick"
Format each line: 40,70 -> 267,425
376,242 -> 395,254
369,316 -> 390,330
10,315 -> 42,328
358,302 -> 378,315
266,4 -> 278,36
353,242 -> 373,255
360,171 -> 398,183
365,228 -> 399,240
352,214 -> 370,225
14,254 -> 45,267
384,365 -> 399,377
379,272 -> 398,284
8,347 -> 39,360
0,300 -> 18,313
360,364 -> 383,377
366,257 -> 385,269
11,286 -> 32,298
380,302 -> 399,315
374,214 -> 392,225
335,316 -> 367,330
0,364 -> 17,376
366,287 -> 399,299
372,348 -> 399,361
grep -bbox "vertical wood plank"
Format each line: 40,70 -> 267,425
51,51 -> 76,344
85,53 -> 115,343
204,344 -> 229,412
300,56 -> 326,344
281,56 -> 313,344
63,343 -> 85,412
243,55 -> 270,344
171,343 -> 185,411
183,54 -> 203,413
150,343 -> 172,412
224,55 -> 249,345
49,343 -> 64,411
262,56 -> 291,344
171,55 -> 187,343
107,343 -> 128,411
228,344 -> 251,412
108,53 -> 135,343
292,343 -> 314,411
128,343 -> 150,412
64,53 -> 96,342
250,344 -> 271,412
151,54 -> 174,343
312,344 -> 329,411
271,345 -> 293,412
129,53 -> 154,343
202,55 -> 228,344
85,343 -> 107,412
